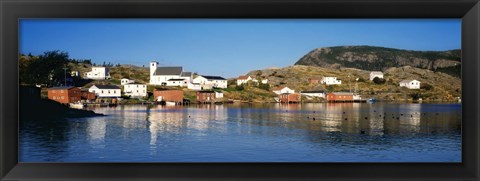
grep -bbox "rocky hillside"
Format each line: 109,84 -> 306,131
295,46 -> 461,77
246,65 -> 461,101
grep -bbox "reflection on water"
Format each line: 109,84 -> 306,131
20,103 -> 461,162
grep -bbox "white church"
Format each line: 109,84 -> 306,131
149,61 -> 193,87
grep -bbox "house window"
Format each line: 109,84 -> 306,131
102,90 -> 104,93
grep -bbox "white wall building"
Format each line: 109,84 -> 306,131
399,79 -> 421,89
88,85 -> 121,98
299,91 -> 325,98
121,78 -> 135,85
84,67 -> 111,80
272,86 -> 295,95
123,84 -> 147,98
321,77 -> 342,85
193,75 -> 228,89
149,61 -> 192,87
187,83 -> 202,90
236,75 -> 252,85
370,71 -> 384,81
215,91 -> 224,99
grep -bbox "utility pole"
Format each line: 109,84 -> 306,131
63,65 -> 67,87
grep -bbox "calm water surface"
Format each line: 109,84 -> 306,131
20,103 -> 461,162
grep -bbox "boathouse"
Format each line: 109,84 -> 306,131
326,92 -> 354,102
153,89 -> 184,103
47,86 -> 82,104
279,93 -> 301,103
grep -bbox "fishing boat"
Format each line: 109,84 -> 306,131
69,102 -> 85,109
367,98 -> 376,103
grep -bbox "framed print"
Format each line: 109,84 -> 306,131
1,0 -> 479,180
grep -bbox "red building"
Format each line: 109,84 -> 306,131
47,86 -> 82,104
81,90 -> 97,101
279,93 -> 301,103
196,91 -> 216,103
153,89 -> 184,103
326,92 -> 354,102
308,78 -> 320,84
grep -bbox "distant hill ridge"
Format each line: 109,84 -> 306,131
295,45 -> 461,71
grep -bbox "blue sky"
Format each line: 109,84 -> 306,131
20,19 -> 461,78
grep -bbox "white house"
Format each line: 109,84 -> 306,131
272,86 -> 295,95
84,67 -> 111,80
193,75 -> 228,89
123,84 -> 147,98
121,78 -> 135,85
321,77 -> 342,85
299,90 -> 325,98
370,71 -> 384,81
399,79 -> 421,89
149,61 -> 192,86
215,91 -> 224,99
88,85 -> 121,98
187,83 -> 202,90
237,75 -> 252,85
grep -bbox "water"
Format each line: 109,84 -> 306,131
19,103 -> 462,162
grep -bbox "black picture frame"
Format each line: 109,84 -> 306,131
1,0 -> 479,180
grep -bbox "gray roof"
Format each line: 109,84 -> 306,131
202,75 -> 226,80
48,86 -> 76,90
91,85 -> 121,89
181,72 -> 192,77
153,67 -> 183,76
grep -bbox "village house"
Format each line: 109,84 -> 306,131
88,85 -> 121,98
399,79 -> 421,89
149,61 -> 192,86
121,78 -> 135,85
279,93 -> 301,103
272,86 -> 295,95
153,89 -> 184,103
124,84 -> 147,98
251,76 -> 269,84
47,86 -> 82,104
193,75 -> 228,89
370,71 -> 384,81
326,92 -> 354,102
308,78 -> 320,84
196,90 -> 223,103
321,77 -> 342,85
299,90 -> 326,98
236,75 -> 252,85
84,67 -> 111,80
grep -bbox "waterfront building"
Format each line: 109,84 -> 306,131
88,85 -> 121,98
84,67 -> 111,80
47,86 -> 82,104
124,84 -> 147,98
326,92 -> 354,102
81,90 -> 96,102
153,89 -> 184,103
321,77 -> 342,85
196,90 -> 223,103
272,86 -> 295,95
399,79 -> 421,89
299,90 -> 325,98
370,71 -> 384,81
279,93 -> 301,103
193,75 -> 228,89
